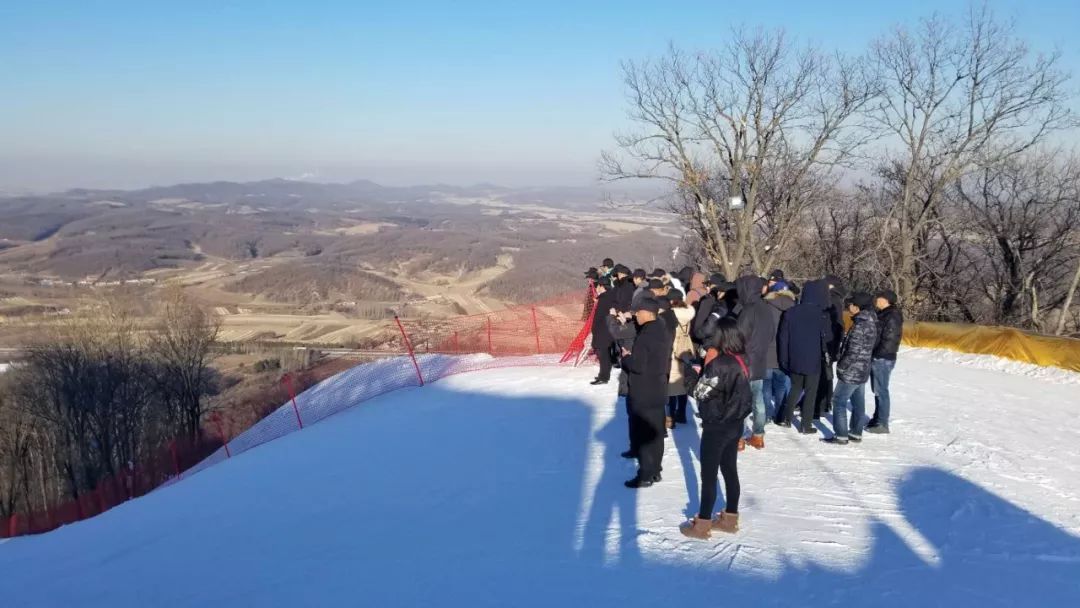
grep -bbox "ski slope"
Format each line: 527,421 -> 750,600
1,348 -> 1079,607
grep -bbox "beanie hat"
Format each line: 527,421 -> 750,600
875,290 -> 899,306
769,269 -> 785,280
602,258 -> 614,268
632,268 -> 647,280
648,278 -> 665,290
846,292 -> 874,310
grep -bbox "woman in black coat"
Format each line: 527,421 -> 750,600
679,318 -> 752,540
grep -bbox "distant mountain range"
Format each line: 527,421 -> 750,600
21,177 -> 647,211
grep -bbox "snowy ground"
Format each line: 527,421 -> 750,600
1,347 -> 1079,607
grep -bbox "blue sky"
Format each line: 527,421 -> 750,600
1,0 -> 1078,190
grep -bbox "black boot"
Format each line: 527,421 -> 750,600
590,378 -> 609,386
624,475 -> 655,489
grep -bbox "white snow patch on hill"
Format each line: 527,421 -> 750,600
1,352 -> 1079,607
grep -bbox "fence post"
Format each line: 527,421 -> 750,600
452,331 -> 460,352
6,513 -> 16,537
282,373 -> 304,430
486,316 -> 493,354
394,315 -> 425,386
211,413 -> 232,458
531,305 -> 541,354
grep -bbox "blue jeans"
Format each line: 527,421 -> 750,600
870,358 -> 895,427
749,379 -> 766,436
832,381 -> 866,439
763,368 -> 790,420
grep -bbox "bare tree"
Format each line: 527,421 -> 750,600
149,287 -> 222,441
602,29 -> 878,277
956,149 -> 1080,329
869,4 -> 1074,309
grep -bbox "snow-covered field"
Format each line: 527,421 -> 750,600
1,347 -> 1078,607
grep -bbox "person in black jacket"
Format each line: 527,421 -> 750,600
825,292 -> 879,445
734,275 -> 773,448
679,318 -> 751,539
611,265 -> 635,314
620,297 -> 669,489
815,275 -> 848,418
590,281 -> 618,385
777,280 -> 830,434
869,290 -> 903,433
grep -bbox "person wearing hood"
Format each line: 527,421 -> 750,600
777,280 -> 830,435
825,292 -> 879,445
764,280 -> 797,424
734,275 -> 774,449
691,274 -> 725,346
868,290 -> 903,434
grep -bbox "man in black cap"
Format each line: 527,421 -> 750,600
630,268 -> 650,310
767,269 -> 785,291
600,258 -> 615,280
868,290 -> 903,433
612,265 -> 635,314
589,281 -> 619,385
582,267 -> 600,321
620,296 -> 669,488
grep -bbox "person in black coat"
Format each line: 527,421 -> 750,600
612,265 -> 635,313
590,282 -> 619,385
869,290 -> 903,433
734,275 -> 773,445
777,280 -> 830,434
815,275 -> 848,417
679,317 -> 752,539
620,297 -> 670,489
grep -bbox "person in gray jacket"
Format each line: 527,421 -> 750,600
825,292 -> 879,445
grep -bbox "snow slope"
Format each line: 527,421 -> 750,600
2,349 -> 1079,607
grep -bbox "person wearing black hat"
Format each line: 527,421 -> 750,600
825,292 -> 879,445
589,281 -> 619,385
582,268 -> 600,321
600,258 -> 615,279
868,290 -> 903,433
630,269 -> 650,310
612,265 -> 635,314
767,269 -> 785,290
620,297 -> 669,488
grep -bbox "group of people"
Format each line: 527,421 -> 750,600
584,259 -> 904,540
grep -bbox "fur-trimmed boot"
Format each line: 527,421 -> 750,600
679,516 -> 712,540
711,511 -> 740,534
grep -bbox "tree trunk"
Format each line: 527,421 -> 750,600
1055,255 -> 1080,336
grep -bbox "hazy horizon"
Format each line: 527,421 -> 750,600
3,0 -> 1078,194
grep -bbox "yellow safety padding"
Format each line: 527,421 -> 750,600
902,322 -> 1080,372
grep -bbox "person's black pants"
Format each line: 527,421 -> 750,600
698,420 -> 743,519
595,342 -> 613,381
667,394 -> 688,422
784,372 -> 820,431
631,401 -> 666,479
814,364 -> 833,417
